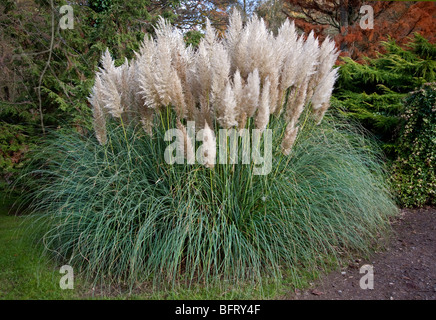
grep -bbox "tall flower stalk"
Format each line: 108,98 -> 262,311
89,10 -> 339,161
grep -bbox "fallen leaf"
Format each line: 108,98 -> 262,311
311,289 -> 324,296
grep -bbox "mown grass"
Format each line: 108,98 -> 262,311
0,194 -> 78,299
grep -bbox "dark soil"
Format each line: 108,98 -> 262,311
286,207 -> 436,300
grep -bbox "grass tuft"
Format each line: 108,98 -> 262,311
18,115 -> 398,291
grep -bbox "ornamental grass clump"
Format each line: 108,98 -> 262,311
22,11 -> 398,290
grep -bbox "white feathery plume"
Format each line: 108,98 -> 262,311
201,121 -> 216,168
127,60 -> 142,112
247,17 -> 276,85
244,69 -> 260,118
149,19 -> 180,109
286,79 -> 309,125
225,9 -> 243,74
282,32 -> 319,120
136,35 -> 154,58
118,58 -> 137,123
243,16 -> 261,73
301,33 -> 321,107
137,38 -> 162,110
195,41 -> 212,108
232,19 -> 250,79
217,81 -> 238,129
276,19 -> 298,55
176,119 -> 195,162
169,72 -> 187,119
255,78 -> 271,132
311,68 -> 338,112
226,9 -> 243,44
267,70 -> 280,114
98,49 -> 123,118
129,59 -> 155,127
314,102 -> 331,125
131,56 -> 155,134
170,31 -> 196,120
240,17 -> 281,115
210,42 -> 231,108
89,74 -> 107,145
152,33 -> 174,107
299,32 -> 319,79
281,124 -> 299,155
232,69 -> 245,124
102,75 -> 123,118
139,106 -> 155,135
204,18 -> 217,50
308,38 -> 338,113
306,37 -> 338,104
317,37 -> 338,79
264,27 -> 283,112
289,32 -> 319,95
168,26 -> 190,80
278,26 -> 301,94
99,49 -> 117,82
184,65 -> 199,122
154,16 -> 174,42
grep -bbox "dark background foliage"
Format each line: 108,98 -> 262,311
332,34 -> 435,158
391,83 -> 435,207
0,0 -> 180,182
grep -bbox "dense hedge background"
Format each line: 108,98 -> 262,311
333,34 -> 435,158
391,83 -> 435,207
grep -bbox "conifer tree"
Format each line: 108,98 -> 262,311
333,34 -> 436,157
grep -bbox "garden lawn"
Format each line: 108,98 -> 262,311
0,194 -> 79,299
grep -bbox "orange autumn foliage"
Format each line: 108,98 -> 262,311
283,1 -> 435,62
338,1 -> 436,61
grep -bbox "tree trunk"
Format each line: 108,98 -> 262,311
339,0 -> 349,52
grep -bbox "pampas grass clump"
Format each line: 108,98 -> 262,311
22,11 -> 398,291
24,117 -> 397,289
